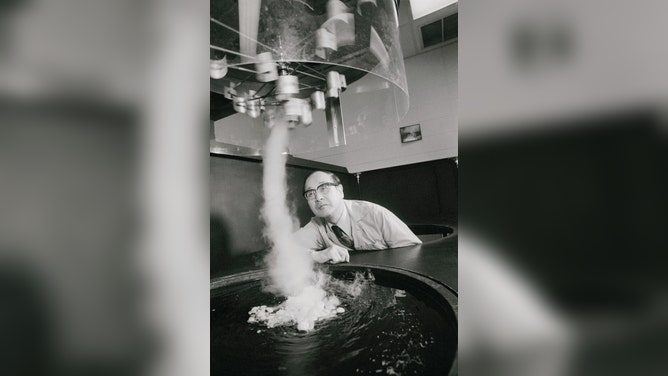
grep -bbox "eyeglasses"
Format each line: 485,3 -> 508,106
303,182 -> 339,201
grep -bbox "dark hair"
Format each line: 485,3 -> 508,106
302,171 -> 341,193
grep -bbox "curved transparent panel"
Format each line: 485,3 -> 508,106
211,0 -> 408,155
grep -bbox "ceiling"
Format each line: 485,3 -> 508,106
397,0 -> 458,58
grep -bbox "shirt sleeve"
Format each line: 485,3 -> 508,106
293,219 -> 327,251
377,206 -> 422,248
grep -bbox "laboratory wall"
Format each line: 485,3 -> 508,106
358,158 -> 458,225
292,42 -> 458,172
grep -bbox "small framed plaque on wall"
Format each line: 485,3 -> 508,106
400,124 -> 422,143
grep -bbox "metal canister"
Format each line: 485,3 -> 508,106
255,52 -> 278,82
300,101 -> 313,126
210,57 -> 228,79
326,71 -> 341,98
276,75 -> 299,101
283,98 -> 302,123
246,100 -> 261,118
311,91 -> 326,110
233,96 -> 247,114
246,90 -> 260,118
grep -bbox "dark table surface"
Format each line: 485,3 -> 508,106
215,233 -> 458,294
213,232 -> 459,375
346,235 -> 458,292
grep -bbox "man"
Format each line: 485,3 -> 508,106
294,171 -> 422,264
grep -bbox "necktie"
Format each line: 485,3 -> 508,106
331,225 -> 355,250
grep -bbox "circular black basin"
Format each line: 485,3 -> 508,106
211,265 -> 457,376
408,224 -> 456,242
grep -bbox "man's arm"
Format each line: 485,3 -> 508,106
293,220 -> 324,251
294,221 -> 350,264
378,207 -> 422,248
310,245 -> 350,264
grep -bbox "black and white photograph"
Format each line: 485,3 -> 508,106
210,0 -> 458,375
400,123 -> 423,143
4,0 -> 668,375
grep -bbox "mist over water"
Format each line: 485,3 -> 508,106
261,121 -> 314,297
257,121 -> 343,331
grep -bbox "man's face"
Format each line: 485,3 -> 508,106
304,172 -> 344,220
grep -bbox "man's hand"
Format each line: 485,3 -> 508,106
312,245 -> 350,264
